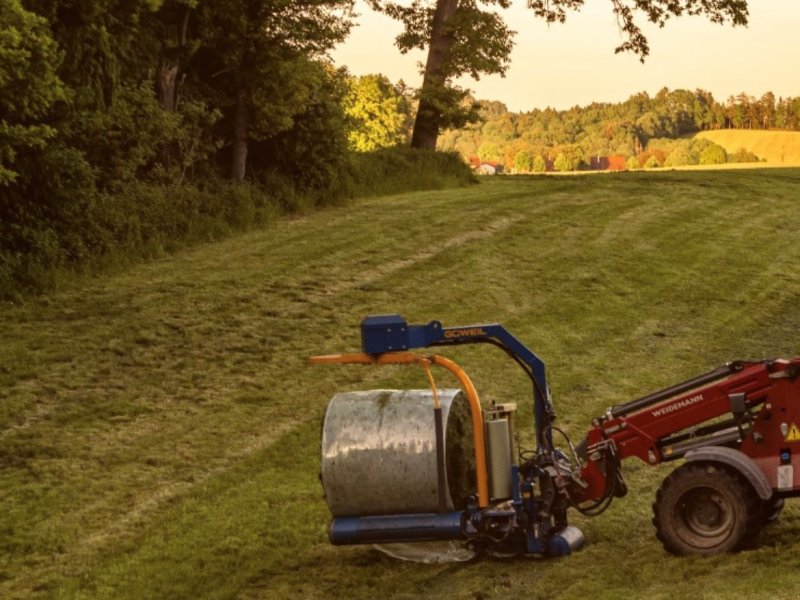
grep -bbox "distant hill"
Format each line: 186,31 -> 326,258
695,130 -> 800,165
439,89 -> 800,171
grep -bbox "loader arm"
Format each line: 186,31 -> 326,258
576,358 -> 800,503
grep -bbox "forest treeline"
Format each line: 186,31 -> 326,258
439,88 -> 800,171
0,1 -> 471,299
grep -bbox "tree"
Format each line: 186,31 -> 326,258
636,110 -> 671,141
18,0 -> 200,191
150,0 -> 199,113
662,138 -> 706,166
369,0 -> 513,150
0,0 -> 65,184
247,60 -> 353,195
370,0 -> 749,150
553,152 -> 570,172
760,91 -> 776,129
477,141 -> 502,162
642,154 -> 661,169
514,149 -> 533,173
344,74 -> 411,151
193,0 -> 353,180
791,97 -> 800,130
699,143 -> 727,165
693,88 -> 718,130
433,87 -> 800,170
2,0 -> 369,295
728,147 -> 759,163
23,0 -> 165,110
731,93 -> 755,128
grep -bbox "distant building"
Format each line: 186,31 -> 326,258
478,161 -> 504,175
608,155 -> 626,171
590,156 -> 610,170
589,155 -> 627,171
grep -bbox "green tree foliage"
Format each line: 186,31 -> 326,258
18,0 -> 190,192
477,141 -> 502,163
2,0 -> 483,298
661,142 -> 692,167
728,147 -> 760,163
514,149 -> 533,173
553,152 -> 570,172
699,144 -> 728,165
23,0 -> 161,109
370,0 -> 749,150
643,154 -> 661,169
0,0 -> 64,184
345,74 -> 411,151
776,97 -> 800,129
3,0 -> 443,296
368,0 -> 513,149
249,61 -> 354,198
532,154 -> 546,173
189,0 -> 354,181
0,1 -> 97,292
438,88 -> 798,171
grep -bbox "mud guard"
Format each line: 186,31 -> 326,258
684,446 -> 772,501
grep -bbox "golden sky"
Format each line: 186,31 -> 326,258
331,0 -> 800,112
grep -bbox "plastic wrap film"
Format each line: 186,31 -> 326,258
374,541 -> 475,563
321,389 -> 476,517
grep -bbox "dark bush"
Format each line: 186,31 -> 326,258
1,148 -> 474,301
349,147 -> 475,197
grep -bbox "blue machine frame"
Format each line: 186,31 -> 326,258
361,314 -> 555,449
321,314 -> 585,557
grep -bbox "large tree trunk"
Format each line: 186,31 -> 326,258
156,7 -> 191,112
231,86 -> 249,181
410,0 -> 458,150
157,63 -> 179,112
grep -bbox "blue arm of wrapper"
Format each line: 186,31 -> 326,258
360,314 -> 555,450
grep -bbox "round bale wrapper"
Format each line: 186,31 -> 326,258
320,389 -> 476,517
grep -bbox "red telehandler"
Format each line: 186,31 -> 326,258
577,356 -> 795,554
313,315 -> 799,557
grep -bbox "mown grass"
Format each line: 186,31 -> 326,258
2,169 -> 800,599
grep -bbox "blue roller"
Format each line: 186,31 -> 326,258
329,512 -> 463,545
546,526 -> 586,556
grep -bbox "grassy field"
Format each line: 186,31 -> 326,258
696,129 -> 800,165
2,169 -> 800,600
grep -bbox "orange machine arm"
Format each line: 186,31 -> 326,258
309,352 -> 490,508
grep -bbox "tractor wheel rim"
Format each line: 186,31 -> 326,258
679,487 -> 734,540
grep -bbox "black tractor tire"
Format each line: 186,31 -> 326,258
763,494 -> 784,526
652,462 -> 762,555
739,494 -> 784,550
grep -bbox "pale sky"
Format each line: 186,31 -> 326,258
331,0 -> 800,112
